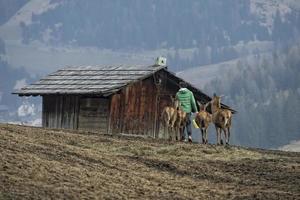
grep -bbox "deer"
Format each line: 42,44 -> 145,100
161,96 -> 179,140
210,94 -> 232,145
174,105 -> 187,141
195,102 -> 212,144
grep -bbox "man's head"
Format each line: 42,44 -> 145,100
179,81 -> 187,88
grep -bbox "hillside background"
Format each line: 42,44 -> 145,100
0,0 -> 299,149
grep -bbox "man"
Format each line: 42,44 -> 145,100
176,81 -> 198,142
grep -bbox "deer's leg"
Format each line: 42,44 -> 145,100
222,128 -> 227,145
180,126 -> 184,141
166,125 -> 169,140
219,128 -> 221,145
204,128 -> 208,144
215,126 -> 218,145
163,115 -> 169,140
176,127 -> 181,141
215,126 -> 220,145
200,128 -> 205,144
171,119 -> 177,141
178,126 -> 182,141
162,121 -> 167,139
169,126 -> 172,141
168,126 -> 173,141
165,124 -> 168,139
173,126 -> 177,141
176,126 -> 180,141
227,127 -> 231,145
168,126 -> 171,141
220,128 -> 225,145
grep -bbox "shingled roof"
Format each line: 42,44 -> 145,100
13,64 -> 166,96
13,64 -> 236,113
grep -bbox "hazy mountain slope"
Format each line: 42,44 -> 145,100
1,124 -> 299,199
0,0 -> 28,26
1,0 -> 299,72
177,59 -> 242,88
176,52 -> 274,89
19,0 -> 300,50
180,44 -> 300,149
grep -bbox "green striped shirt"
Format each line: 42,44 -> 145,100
176,88 -> 198,113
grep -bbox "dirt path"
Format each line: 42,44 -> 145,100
0,124 -> 299,199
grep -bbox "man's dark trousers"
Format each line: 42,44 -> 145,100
184,113 -> 192,138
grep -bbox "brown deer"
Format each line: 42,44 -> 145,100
210,94 -> 232,145
174,106 -> 187,141
195,102 -> 212,144
161,97 -> 179,140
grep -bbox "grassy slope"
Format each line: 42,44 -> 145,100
0,124 -> 299,200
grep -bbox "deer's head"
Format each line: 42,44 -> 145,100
197,101 -> 210,112
211,93 -> 222,109
170,95 -> 179,110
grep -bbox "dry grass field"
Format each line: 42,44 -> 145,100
0,124 -> 299,199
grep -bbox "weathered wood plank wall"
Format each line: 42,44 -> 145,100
109,77 -> 157,137
78,97 -> 109,132
42,96 -> 109,132
42,95 -> 79,129
109,72 -> 181,138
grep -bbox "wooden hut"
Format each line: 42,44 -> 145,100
13,64 -> 233,138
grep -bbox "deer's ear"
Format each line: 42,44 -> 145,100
169,95 -> 174,102
197,101 -> 202,107
204,102 -> 210,110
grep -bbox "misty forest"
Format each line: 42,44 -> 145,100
0,0 -> 299,150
